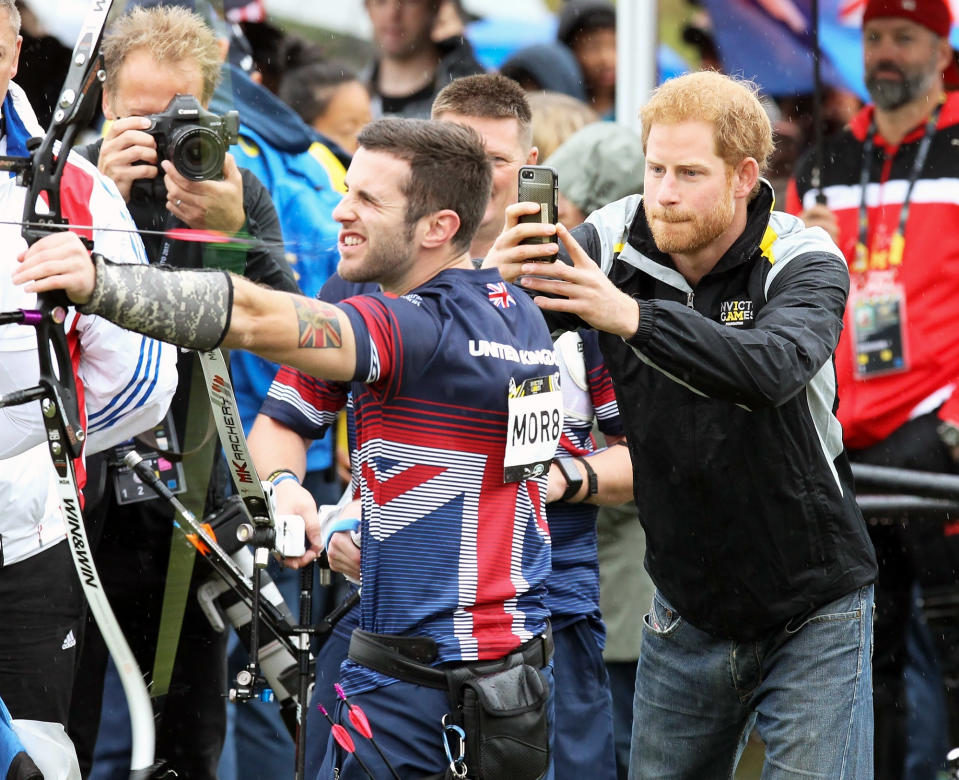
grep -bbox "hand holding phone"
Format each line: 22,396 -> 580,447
517,165 -> 558,262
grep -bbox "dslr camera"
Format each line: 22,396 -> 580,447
143,94 -> 239,182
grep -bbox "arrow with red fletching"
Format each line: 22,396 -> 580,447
317,702 -> 375,780
334,683 -> 402,780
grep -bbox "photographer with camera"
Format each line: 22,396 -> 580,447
99,90 -> 243,232
65,6 -> 298,779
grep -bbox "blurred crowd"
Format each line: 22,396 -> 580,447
7,0 -> 959,778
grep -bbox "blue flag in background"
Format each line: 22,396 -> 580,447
705,0 -> 959,99
702,0 -> 866,97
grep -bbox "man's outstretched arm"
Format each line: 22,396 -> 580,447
13,231 -> 358,383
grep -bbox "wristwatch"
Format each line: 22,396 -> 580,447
938,420 -> 959,449
554,457 -> 583,502
574,455 -> 598,499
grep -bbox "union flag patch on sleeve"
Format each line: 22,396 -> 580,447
487,282 -> 515,309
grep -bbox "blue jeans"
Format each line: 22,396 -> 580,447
87,660 -> 127,780
629,585 -> 874,779
904,583 -> 948,779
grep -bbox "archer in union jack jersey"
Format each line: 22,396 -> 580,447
263,277 -> 633,780
270,265 -> 556,695
20,118 -> 560,779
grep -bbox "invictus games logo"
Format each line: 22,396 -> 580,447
720,298 -> 754,326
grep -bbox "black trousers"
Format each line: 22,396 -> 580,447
68,454 -> 228,780
849,411 -> 959,779
0,541 -> 83,725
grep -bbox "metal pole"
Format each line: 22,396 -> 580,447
616,0 -> 657,136
811,0 -> 827,203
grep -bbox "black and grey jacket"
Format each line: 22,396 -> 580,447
551,181 -> 877,641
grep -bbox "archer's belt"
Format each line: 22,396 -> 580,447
348,621 -> 553,690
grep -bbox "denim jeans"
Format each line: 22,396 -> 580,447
629,585 -> 874,779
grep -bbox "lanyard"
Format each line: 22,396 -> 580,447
853,100 -> 942,273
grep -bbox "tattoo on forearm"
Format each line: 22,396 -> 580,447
294,299 -> 343,349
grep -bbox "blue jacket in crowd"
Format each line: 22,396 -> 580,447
212,64 -> 343,474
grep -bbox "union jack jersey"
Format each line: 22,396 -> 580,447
263,268 -> 556,694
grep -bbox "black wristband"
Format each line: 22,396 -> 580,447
574,456 -> 598,500
554,457 -> 583,502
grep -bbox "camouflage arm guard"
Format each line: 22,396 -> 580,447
78,253 -> 232,350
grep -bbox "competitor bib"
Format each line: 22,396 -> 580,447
504,374 -> 562,483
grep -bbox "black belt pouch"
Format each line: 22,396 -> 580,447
447,662 -> 550,780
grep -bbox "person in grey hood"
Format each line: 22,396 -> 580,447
546,121 -> 644,228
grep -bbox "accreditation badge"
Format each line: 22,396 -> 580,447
504,373 -> 562,483
850,276 -> 909,378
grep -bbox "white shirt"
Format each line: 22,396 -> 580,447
0,82 -> 177,566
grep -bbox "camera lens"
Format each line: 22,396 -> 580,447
170,126 -> 226,181
522,170 -> 534,179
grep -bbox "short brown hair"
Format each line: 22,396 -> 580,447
431,73 -> 533,149
102,6 -> 223,107
357,118 -> 491,254
365,0 -> 442,15
640,71 -> 773,177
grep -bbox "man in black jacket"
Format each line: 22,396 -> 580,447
489,70 -> 878,779
66,6 -> 297,778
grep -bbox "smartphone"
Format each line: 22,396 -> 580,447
517,165 -> 558,261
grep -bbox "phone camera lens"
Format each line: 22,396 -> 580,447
522,170 -> 533,179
